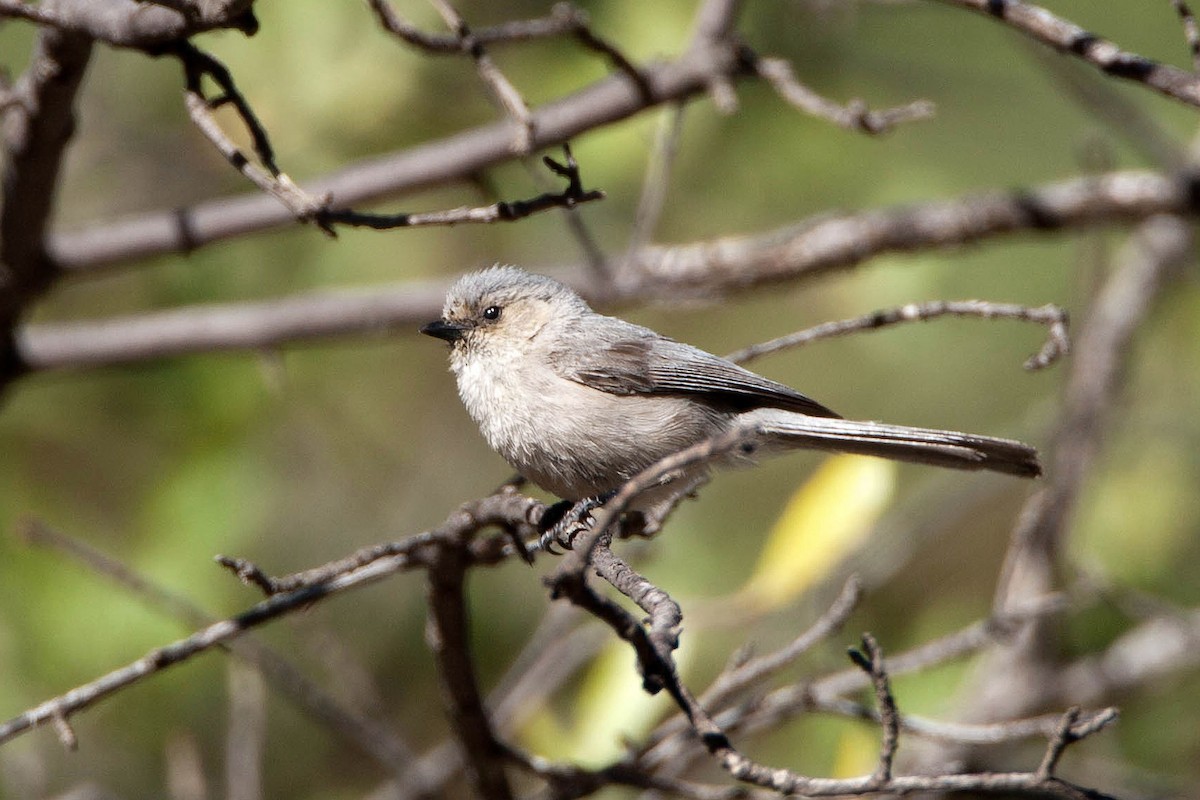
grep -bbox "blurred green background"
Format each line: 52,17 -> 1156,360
2,1 -> 1199,797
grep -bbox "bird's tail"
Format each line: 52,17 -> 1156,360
746,410 -> 1041,478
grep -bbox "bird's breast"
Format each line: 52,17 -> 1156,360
451,351 -> 725,499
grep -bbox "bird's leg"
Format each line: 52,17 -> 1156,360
537,491 -> 616,553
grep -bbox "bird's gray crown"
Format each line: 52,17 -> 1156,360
445,265 -> 591,316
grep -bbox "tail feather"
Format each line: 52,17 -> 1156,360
747,412 -> 1041,478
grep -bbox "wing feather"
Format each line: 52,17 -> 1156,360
559,326 -> 840,419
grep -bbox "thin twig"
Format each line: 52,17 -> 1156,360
754,56 -> 935,134
725,300 -> 1070,371
848,635 -> 899,785
367,0 -> 651,98
429,0 -> 535,153
620,103 -> 688,282
174,42 -> 333,232
1169,0 -> 1200,73
0,492 -> 540,747
318,144 -> 603,230
940,0 -> 1200,107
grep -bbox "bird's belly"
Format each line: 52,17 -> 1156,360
457,361 -> 720,499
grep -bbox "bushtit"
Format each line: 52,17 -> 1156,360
422,266 -> 1040,510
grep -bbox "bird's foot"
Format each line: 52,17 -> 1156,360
537,493 -> 614,554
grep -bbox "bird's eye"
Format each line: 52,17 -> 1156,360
482,305 -> 501,321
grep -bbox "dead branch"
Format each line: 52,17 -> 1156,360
1170,0 -> 1200,72
0,13 -> 92,382
753,55 -> 935,134
319,146 -> 603,230
173,42 -> 333,232
21,168 -> 1182,372
0,490 -> 539,748
941,0 -> 1200,107
424,525 -> 514,800
726,300 -> 1069,371
15,518 -> 422,778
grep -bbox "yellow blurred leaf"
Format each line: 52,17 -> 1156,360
831,724 -> 880,778
519,638 -> 690,766
741,455 -> 894,611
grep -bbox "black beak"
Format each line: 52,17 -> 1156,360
421,319 -> 469,342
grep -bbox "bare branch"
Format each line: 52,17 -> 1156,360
423,528 -> 514,800
22,169 -> 1185,372
0,491 -> 540,748
318,145 -> 603,230
726,300 -> 1070,371
939,0 -> 1200,107
1170,0 -> 1200,73
0,0 -> 258,45
15,518 -> 423,778
367,0 -> 650,98
47,21 -> 751,272
174,42 -> 333,233
754,56 -> 935,134
1,16 -> 92,381
628,170 -> 1197,293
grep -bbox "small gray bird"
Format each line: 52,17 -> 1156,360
422,266 -> 1040,510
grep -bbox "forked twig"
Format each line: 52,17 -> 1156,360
754,55 -> 935,135
174,42 -> 333,233
318,145 -> 603,230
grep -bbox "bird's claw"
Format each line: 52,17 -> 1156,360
537,495 -> 608,555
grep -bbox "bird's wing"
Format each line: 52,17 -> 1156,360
558,327 -> 841,419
